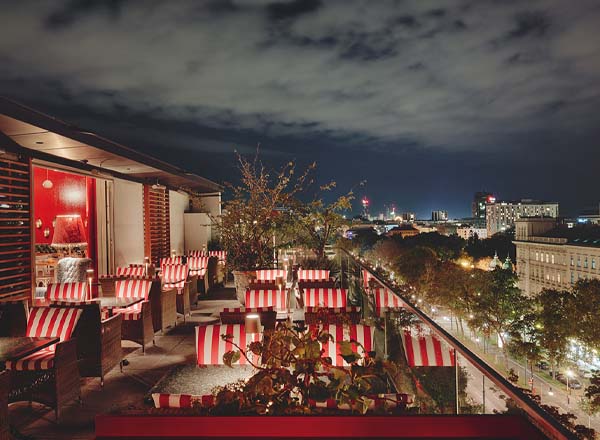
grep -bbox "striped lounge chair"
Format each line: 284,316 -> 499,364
114,279 -> 154,352
255,269 -> 287,282
303,288 -> 348,309
6,307 -> 82,421
245,289 -> 288,313
311,324 -> 375,367
188,256 -> 211,295
400,329 -> 455,367
297,269 -> 330,282
161,264 -> 191,320
195,324 -> 261,365
372,287 -> 406,316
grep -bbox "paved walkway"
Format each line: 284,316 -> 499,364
9,286 -> 239,440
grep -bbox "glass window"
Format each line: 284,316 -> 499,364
551,254 -> 555,264
571,272 -> 575,284
546,253 -> 549,263
584,258 -> 588,268
593,258 -> 596,270
577,256 -> 581,267
557,273 -> 561,283
535,252 -> 539,261
571,256 -> 574,266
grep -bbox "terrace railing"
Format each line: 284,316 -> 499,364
339,248 -> 576,440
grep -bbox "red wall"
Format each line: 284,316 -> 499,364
33,167 -> 96,261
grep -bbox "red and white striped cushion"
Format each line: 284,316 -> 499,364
161,264 -> 188,284
400,330 -> 455,367
195,324 -> 261,365
46,282 -> 87,301
116,266 -> 146,277
208,251 -> 226,262
315,324 -> 374,367
188,250 -> 203,258
245,289 -> 288,311
188,256 -> 209,272
152,393 -> 216,409
116,302 -> 144,320
222,307 -> 274,313
25,307 -> 82,341
308,394 -> 412,410
6,346 -> 56,371
298,269 -> 330,281
255,269 -> 287,281
115,279 -> 151,300
373,288 -> 406,315
303,288 -> 347,308
161,257 -> 183,267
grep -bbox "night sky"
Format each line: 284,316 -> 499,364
1,0 -> 599,218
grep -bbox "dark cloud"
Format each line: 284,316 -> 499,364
507,11 -> 550,39
1,0 -> 600,217
45,0 -> 128,29
267,0 -> 322,21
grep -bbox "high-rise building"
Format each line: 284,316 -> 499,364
399,212 -> 416,223
514,218 -> 600,295
431,210 -> 448,222
486,199 -> 559,236
472,191 -> 494,219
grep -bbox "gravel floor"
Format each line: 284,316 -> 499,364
148,364 -> 255,399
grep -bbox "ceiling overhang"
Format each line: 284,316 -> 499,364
0,97 -> 222,194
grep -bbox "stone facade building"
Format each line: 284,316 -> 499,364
513,218 -> 600,296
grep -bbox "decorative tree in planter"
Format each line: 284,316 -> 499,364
217,154 -> 312,303
209,321 -> 408,415
291,182 -> 353,264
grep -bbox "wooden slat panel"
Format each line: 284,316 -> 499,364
143,185 -> 171,266
0,157 -> 32,301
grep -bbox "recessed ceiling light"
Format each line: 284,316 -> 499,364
35,141 -> 44,145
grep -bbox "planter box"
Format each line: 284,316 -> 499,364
95,414 -> 546,439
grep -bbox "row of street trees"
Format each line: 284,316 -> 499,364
362,233 -> 600,377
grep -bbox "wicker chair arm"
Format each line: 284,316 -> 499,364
54,338 -> 79,366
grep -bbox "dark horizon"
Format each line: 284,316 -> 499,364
1,0 -> 599,218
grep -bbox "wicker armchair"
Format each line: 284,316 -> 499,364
160,265 -> 191,321
6,307 -> 82,422
114,279 -> 154,353
50,301 -> 123,386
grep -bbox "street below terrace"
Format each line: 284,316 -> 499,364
430,307 -> 598,430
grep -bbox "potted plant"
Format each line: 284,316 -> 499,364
217,154 -> 311,303
210,320 -> 407,415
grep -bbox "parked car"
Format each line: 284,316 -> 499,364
536,361 -> 550,370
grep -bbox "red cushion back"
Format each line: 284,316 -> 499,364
46,282 -> 87,301
187,257 -> 209,271
116,266 -> 146,277
115,279 -> 152,300
26,307 -> 82,341
303,288 -> 347,308
161,264 -> 188,283
298,269 -> 330,281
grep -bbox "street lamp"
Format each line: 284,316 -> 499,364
566,370 -> 574,404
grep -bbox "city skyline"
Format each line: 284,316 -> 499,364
1,1 -> 600,217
